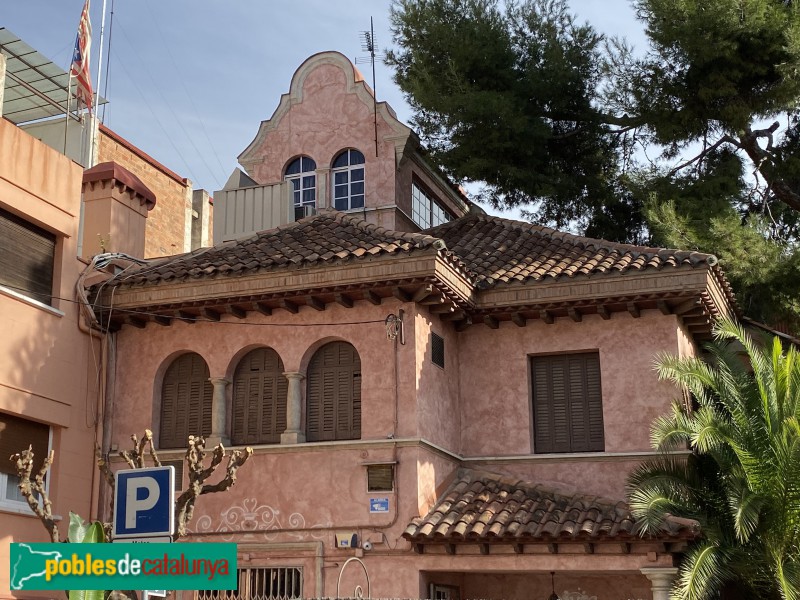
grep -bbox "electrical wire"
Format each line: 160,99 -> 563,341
4,282 -> 389,328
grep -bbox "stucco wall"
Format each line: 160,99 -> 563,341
0,120 -> 98,599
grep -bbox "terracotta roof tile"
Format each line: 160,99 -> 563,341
403,469 -> 699,544
427,214 -> 716,288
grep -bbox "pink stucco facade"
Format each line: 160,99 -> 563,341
0,119 -> 100,599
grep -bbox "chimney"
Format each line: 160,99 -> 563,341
191,189 -> 212,250
81,161 -> 156,259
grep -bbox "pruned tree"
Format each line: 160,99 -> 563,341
11,429 -> 253,543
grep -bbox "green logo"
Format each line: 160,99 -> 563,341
10,543 -> 237,591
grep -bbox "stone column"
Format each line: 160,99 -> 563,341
316,168 -> 330,210
641,568 -> 679,600
207,377 -> 230,447
281,372 -> 306,444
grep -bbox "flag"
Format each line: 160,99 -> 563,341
70,0 -> 93,112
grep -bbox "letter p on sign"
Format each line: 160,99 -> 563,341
113,466 -> 175,540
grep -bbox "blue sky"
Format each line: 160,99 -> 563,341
4,0 -> 647,210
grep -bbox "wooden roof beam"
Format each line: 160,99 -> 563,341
455,317 -> 473,332
511,313 -> 527,327
627,302 -> 641,318
307,296 -> 326,311
674,297 -> 703,315
364,290 -> 381,305
393,287 -> 412,302
280,299 -> 299,314
540,310 -> 554,324
255,302 -> 272,316
335,293 -> 353,308
412,284 -> 434,303
228,305 -> 247,319
568,307 -> 582,322
430,304 -> 455,314
202,308 -> 221,322
483,315 -> 499,329
597,304 -> 611,320
153,315 -> 172,326
657,299 -> 672,315
177,310 -> 196,324
125,315 -> 147,329
441,310 -> 467,322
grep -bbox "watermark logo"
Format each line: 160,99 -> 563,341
10,543 -> 236,591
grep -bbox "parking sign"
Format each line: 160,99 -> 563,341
113,466 -> 174,540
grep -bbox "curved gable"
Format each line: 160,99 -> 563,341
238,51 -> 411,177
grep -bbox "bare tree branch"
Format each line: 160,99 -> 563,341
119,429 -> 159,469
737,124 -> 800,213
173,435 -> 253,538
667,135 -> 741,176
11,447 -> 60,542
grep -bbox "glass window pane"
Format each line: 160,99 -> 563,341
302,189 -> 315,203
335,184 -> 348,198
351,168 -> 364,182
285,158 -> 301,176
301,157 -> 316,172
293,190 -> 301,205
334,172 -> 348,185
303,175 -> 315,188
351,181 -> 364,195
334,197 -> 349,211
351,195 -> 364,209
349,150 -> 365,165
333,152 -> 349,168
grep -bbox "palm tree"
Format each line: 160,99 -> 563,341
627,317 -> 800,600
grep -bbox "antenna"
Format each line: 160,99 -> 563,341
356,17 -> 384,157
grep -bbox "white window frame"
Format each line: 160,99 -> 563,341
412,182 -> 453,229
284,157 -> 317,220
331,149 -> 365,211
0,426 -> 52,513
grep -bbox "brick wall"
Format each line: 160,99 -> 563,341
97,126 -> 193,258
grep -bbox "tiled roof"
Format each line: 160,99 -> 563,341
109,211 -> 719,291
429,214 -> 716,288
113,211 -> 446,286
403,469 -> 699,544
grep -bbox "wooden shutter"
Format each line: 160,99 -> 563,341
306,342 -> 361,441
0,413 -> 49,475
232,348 -> 287,445
159,353 -> 213,449
0,207 -> 55,305
531,353 -> 604,453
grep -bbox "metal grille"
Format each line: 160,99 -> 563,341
197,567 -> 302,600
431,332 -> 445,369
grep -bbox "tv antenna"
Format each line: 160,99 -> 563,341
356,17 -> 385,157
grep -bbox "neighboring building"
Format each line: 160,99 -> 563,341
0,115 -> 98,596
213,52 -> 473,243
0,27 -> 212,260
91,52 -> 738,600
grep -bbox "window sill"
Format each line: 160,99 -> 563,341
0,285 -> 64,317
0,500 -> 62,520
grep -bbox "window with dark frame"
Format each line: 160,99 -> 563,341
231,347 -> 288,445
0,413 -> 50,505
431,332 -> 445,369
159,353 -> 213,449
306,341 -> 361,442
366,464 -> 394,492
530,352 -> 605,453
0,207 -> 56,305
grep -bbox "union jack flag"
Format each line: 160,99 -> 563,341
70,0 -> 93,112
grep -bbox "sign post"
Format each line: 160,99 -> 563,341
113,466 -> 175,600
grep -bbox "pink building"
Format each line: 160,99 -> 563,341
91,53 -> 737,600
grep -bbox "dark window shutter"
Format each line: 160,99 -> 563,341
0,207 -> 55,305
531,353 -> 604,453
306,342 -> 361,442
232,348 -> 287,445
159,353 -> 213,449
367,464 -> 394,491
431,332 -> 445,368
0,413 -> 49,476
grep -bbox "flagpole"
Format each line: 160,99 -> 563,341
89,0 -> 108,167
64,71 -> 73,154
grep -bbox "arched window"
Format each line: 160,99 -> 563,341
232,347 -> 288,445
284,156 -> 317,220
159,353 -> 213,449
306,341 -> 361,441
331,149 -> 365,211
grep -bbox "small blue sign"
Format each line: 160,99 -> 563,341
369,497 -> 390,513
113,466 -> 174,539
